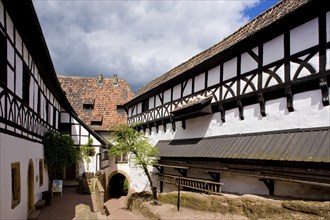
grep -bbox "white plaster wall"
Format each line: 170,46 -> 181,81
107,156 -> 150,192
290,18 -> 318,55
207,65 -> 220,87
137,102 -> 142,114
60,112 -> 70,123
154,170 -> 330,199
149,96 -> 154,109
194,72 -> 205,92
0,133 -> 49,220
5,12 -> 13,41
7,40 -> 15,67
7,66 -> 14,92
327,11 -> 330,42
155,94 -> 162,107
71,124 -> 80,136
0,1 -> 3,26
81,126 -> 88,136
173,84 -> 181,100
128,107 -> 132,117
23,43 -> 28,65
183,79 -> 192,97
241,48 -> 258,74
221,173 -> 268,195
275,180 -> 330,200
148,89 -> 329,140
263,34 -> 284,66
146,89 -> 329,198
164,88 -> 171,103
223,57 -> 237,81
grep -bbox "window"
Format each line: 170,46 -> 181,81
0,30 -> 7,85
59,123 -> 71,134
83,98 -> 94,112
39,159 -> 43,187
91,115 -> 102,126
117,105 -> 126,115
142,99 -> 149,112
11,162 -> 21,209
91,120 -> 102,126
53,106 -> 57,128
45,100 -> 49,123
37,89 -> 41,115
22,64 -> 30,106
115,154 -> 128,163
83,103 -> 93,112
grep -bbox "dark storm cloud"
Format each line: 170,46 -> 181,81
33,0 -> 259,93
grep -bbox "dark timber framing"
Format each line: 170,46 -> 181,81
126,1 -> 330,131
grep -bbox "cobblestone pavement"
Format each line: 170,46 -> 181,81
37,186 -> 93,220
37,186 -> 144,220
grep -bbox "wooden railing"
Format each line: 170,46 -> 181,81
152,172 -> 223,195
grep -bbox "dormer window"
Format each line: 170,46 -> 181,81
117,105 -> 125,115
91,115 -> 103,126
83,98 -> 95,111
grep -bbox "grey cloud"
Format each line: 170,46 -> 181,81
33,0 -> 258,93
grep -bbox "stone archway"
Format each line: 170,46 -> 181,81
27,159 -> 34,213
108,171 -> 130,198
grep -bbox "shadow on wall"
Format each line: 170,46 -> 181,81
173,114 -> 213,140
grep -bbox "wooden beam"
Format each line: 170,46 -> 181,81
219,103 -> 225,122
258,93 -> 266,117
181,120 -> 186,130
157,164 -> 189,170
285,86 -> 294,112
319,77 -> 329,106
237,100 -> 244,120
206,171 -> 220,182
175,168 -> 187,177
260,178 -> 274,195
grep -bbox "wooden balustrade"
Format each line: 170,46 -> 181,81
152,172 -> 223,195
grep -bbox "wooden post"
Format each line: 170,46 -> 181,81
177,178 -> 181,211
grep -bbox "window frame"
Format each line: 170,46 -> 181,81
11,162 -> 21,209
39,159 -> 43,187
115,153 -> 128,164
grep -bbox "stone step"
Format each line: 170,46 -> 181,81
28,210 -> 41,220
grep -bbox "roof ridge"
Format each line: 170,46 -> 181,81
135,0 -> 310,98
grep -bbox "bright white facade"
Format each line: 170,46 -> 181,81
125,0 -> 330,200
0,1 -> 105,219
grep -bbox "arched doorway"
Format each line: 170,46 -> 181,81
108,172 -> 129,198
27,159 -> 34,213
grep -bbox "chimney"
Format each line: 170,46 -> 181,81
97,73 -> 103,85
113,74 -> 118,86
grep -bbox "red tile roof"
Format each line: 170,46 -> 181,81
58,75 -> 134,131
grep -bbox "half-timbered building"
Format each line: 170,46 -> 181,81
0,1 -> 106,219
58,74 -> 136,197
124,0 -> 330,200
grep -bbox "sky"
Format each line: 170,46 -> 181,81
33,0 -> 280,93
